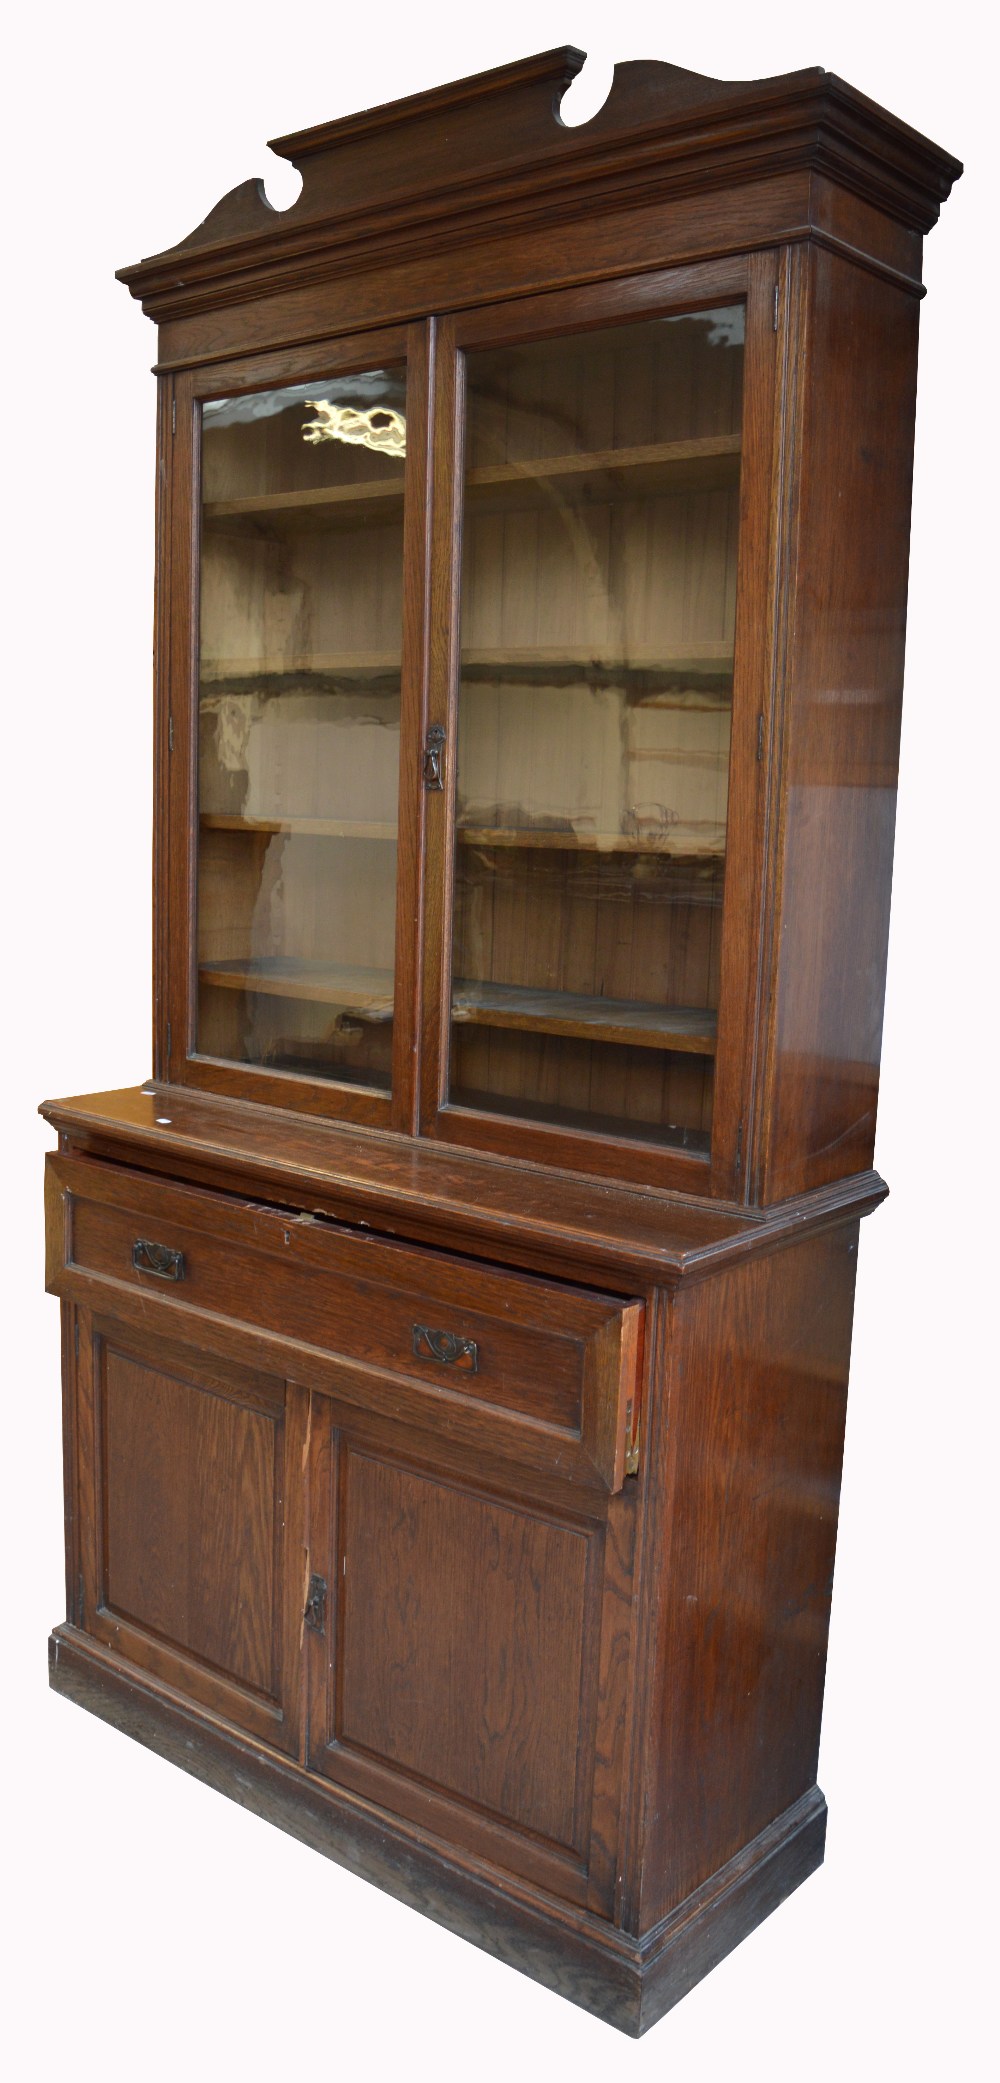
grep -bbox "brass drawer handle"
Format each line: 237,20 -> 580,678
132,1238 -> 185,1281
412,1324 -> 478,1373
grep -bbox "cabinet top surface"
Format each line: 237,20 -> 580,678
40,1085 -> 887,1288
117,46 -> 961,318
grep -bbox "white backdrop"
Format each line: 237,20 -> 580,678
2,5 -> 993,2077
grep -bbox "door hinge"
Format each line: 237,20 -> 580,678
304,1573 -> 328,1634
422,723 -> 446,790
735,1119 -> 744,1177
168,712 -> 174,754
171,396 -> 177,436
773,284 -> 779,331
757,713 -> 765,762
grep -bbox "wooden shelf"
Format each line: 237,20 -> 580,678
200,814 -> 397,841
200,436 -> 740,533
199,959 -> 716,1055
199,813 -> 725,858
200,646 -> 731,691
200,655 -> 400,687
200,960 -> 396,1020
460,645 -> 733,688
451,981 -> 716,1054
465,434 -> 741,511
448,1084 -> 713,1152
203,478 -> 404,529
458,825 -> 726,858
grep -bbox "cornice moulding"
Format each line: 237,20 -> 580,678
117,50 -> 962,324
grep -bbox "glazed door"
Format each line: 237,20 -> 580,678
164,322 -> 431,1130
304,1401 -> 637,1916
422,257 -> 780,1193
69,1305 -> 307,1755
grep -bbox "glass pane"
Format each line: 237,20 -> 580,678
448,305 -> 744,1152
197,371 -> 406,1088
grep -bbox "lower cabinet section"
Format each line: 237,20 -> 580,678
63,1293 -> 636,1919
47,1149 -> 859,2032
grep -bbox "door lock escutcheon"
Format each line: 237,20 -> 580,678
422,723 -> 446,790
304,1573 -> 328,1634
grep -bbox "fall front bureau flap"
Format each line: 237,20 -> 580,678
45,1153 -> 643,1492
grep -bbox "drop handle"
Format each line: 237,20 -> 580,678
132,1238 -> 185,1281
412,1324 -> 478,1372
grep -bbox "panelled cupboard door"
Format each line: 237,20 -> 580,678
69,1306 -> 307,1755
304,1403 -> 637,1915
422,255 -> 781,1194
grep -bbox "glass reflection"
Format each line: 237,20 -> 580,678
196,370 -> 405,1089
449,307 -> 745,1150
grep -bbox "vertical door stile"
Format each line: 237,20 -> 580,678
420,318 -> 464,1131
73,1305 -> 100,1634
746,244 -> 811,1207
392,320 -> 435,1134
281,1381 -> 313,1764
304,1392 -> 336,1770
153,373 -> 175,1085
60,1299 -> 82,1626
709,247 -> 784,1202
165,367 -> 199,1086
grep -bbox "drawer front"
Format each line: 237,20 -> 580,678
46,1154 -> 643,1490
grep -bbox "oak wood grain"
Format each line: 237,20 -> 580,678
40,46 -> 962,2040
118,51 -> 958,332
302,1406 -> 636,1912
636,1225 -> 857,1921
48,1149 -> 644,1492
337,1449 -> 592,1845
68,1308 -> 305,1752
102,1345 -> 278,1693
41,1084 -> 888,1287
756,248 -> 921,1202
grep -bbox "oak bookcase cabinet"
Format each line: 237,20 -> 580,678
42,51 -> 960,2035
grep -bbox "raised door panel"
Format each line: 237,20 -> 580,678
72,1307 -> 306,1755
104,1349 -> 275,1693
306,1413 -> 636,1914
340,1453 -> 590,1846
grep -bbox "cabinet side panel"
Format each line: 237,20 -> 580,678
759,247 -> 920,1202
638,1226 -> 857,1925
